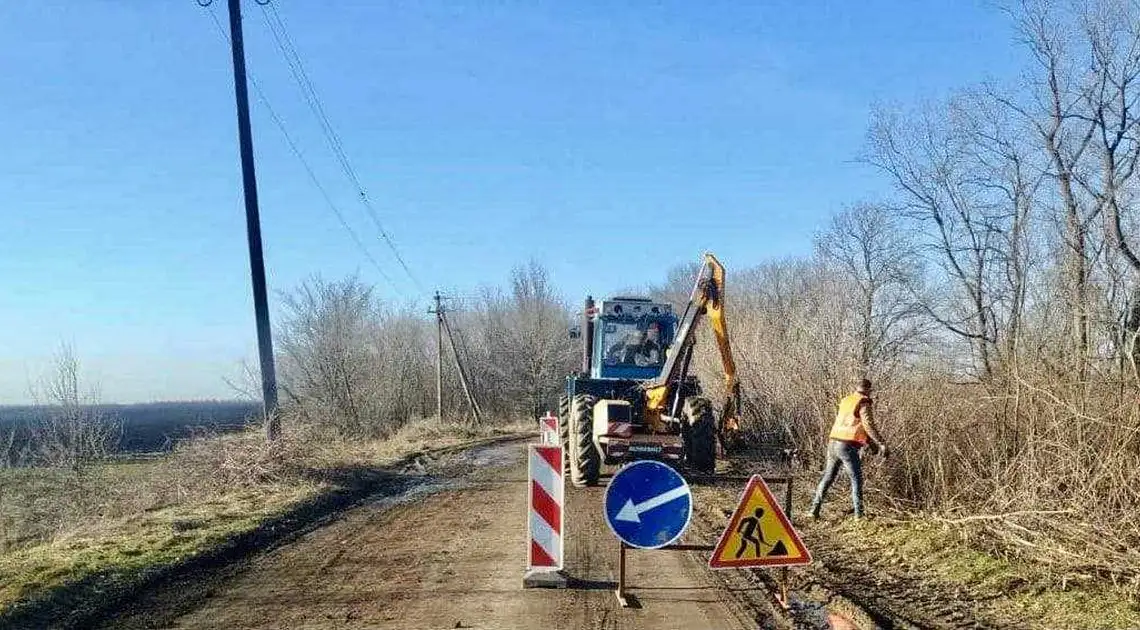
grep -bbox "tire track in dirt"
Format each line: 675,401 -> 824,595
98,441 -> 768,630
559,474 -> 760,630
796,548 -> 1012,630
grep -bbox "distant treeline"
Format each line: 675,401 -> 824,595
0,401 -> 259,454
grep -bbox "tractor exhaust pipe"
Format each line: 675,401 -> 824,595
582,296 -> 595,373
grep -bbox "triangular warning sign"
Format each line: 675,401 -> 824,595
709,475 -> 811,569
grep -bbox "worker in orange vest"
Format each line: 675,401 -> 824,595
808,378 -> 889,520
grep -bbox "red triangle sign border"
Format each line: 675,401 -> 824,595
708,475 -> 812,569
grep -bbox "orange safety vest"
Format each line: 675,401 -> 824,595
829,393 -> 871,445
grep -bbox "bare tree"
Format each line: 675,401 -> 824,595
1006,0 -> 1101,377
276,276 -> 433,437
649,261 -> 703,307
1074,0 -> 1140,377
866,104 -> 1007,378
814,202 -> 926,381
28,344 -> 121,469
470,262 -> 574,418
960,90 -> 1045,368
274,265 -> 573,431
277,276 -> 374,436
223,358 -> 263,402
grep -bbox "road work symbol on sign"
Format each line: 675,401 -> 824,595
709,475 -> 811,569
605,460 -> 691,549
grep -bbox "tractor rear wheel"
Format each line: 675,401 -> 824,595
683,396 -> 716,474
558,394 -> 571,474
570,394 -> 600,487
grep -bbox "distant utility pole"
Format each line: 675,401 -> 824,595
440,310 -> 483,424
431,291 -> 444,420
227,0 -> 279,440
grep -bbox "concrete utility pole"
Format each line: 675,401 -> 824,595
227,0 -> 279,440
427,293 -> 481,423
432,291 -> 443,420
440,310 -> 483,424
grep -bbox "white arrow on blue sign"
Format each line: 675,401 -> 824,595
604,460 -> 692,549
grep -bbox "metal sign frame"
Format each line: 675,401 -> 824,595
612,464 -> 801,608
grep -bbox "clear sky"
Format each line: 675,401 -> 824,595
0,1 -> 1022,403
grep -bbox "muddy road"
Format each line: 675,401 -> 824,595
98,441 -> 774,630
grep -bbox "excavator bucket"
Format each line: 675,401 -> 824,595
718,382 -> 744,454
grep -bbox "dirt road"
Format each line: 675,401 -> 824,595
100,441 -> 768,630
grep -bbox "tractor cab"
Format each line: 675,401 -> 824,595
590,298 -> 675,381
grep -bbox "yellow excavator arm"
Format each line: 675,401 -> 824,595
644,253 -> 741,437
704,254 -> 739,405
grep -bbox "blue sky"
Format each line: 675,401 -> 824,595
0,1 -> 1021,403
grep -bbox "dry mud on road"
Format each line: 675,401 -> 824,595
100,441 -> 768,630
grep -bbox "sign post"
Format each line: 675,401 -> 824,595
604,460 -> 693,605
600,460 -> 809,607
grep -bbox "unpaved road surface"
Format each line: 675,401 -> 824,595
100,441 -> 768,630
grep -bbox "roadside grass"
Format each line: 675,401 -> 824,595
0,481 -> 313,608
829,515 -> 1140,629
696,458 -> 1140,629
321,415 -> 532,465
0,416 -> 531,616
809,499 -> 1140,628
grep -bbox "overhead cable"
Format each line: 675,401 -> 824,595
201,3 -> 402,294
258,2 -> 426,294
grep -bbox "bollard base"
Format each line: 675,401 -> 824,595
522,569 -> 568,589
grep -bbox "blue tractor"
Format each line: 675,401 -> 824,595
559,254 -> 742,487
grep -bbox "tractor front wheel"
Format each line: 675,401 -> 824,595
683,396 -> 716,474
569,394 -> 600,487
558,394 -> 571,474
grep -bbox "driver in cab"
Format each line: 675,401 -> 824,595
622,325 -> 662,366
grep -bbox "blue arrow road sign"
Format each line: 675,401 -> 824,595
604,460 -> 692,549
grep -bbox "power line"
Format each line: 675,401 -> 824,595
201,4 -> 402,295
258,2 -> 425,294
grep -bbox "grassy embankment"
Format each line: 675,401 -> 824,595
814,514 -> 1139,628
698,465 -> 1140,629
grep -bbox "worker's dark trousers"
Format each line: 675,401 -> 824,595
809,439 -> 864,517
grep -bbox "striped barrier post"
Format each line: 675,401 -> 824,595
523,443 -> 567,588
538,411 -> 559,445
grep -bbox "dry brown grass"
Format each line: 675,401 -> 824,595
870,375 -> 1140,588
725,361 -> 1140,586
0,413 -> 530,614
682,275 -> 1140,590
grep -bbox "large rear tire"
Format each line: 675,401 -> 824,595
683,396 -> 716,474
558,394 -> 571,474
570,394 -> 600,487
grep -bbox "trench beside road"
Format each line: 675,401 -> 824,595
96,440 -> 773,630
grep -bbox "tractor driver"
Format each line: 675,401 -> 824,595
629,325 -> 662,366
605,325 -> 662,366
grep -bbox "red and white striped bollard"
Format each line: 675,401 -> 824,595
538,411 -> 559,445
523,443 -> 567,587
